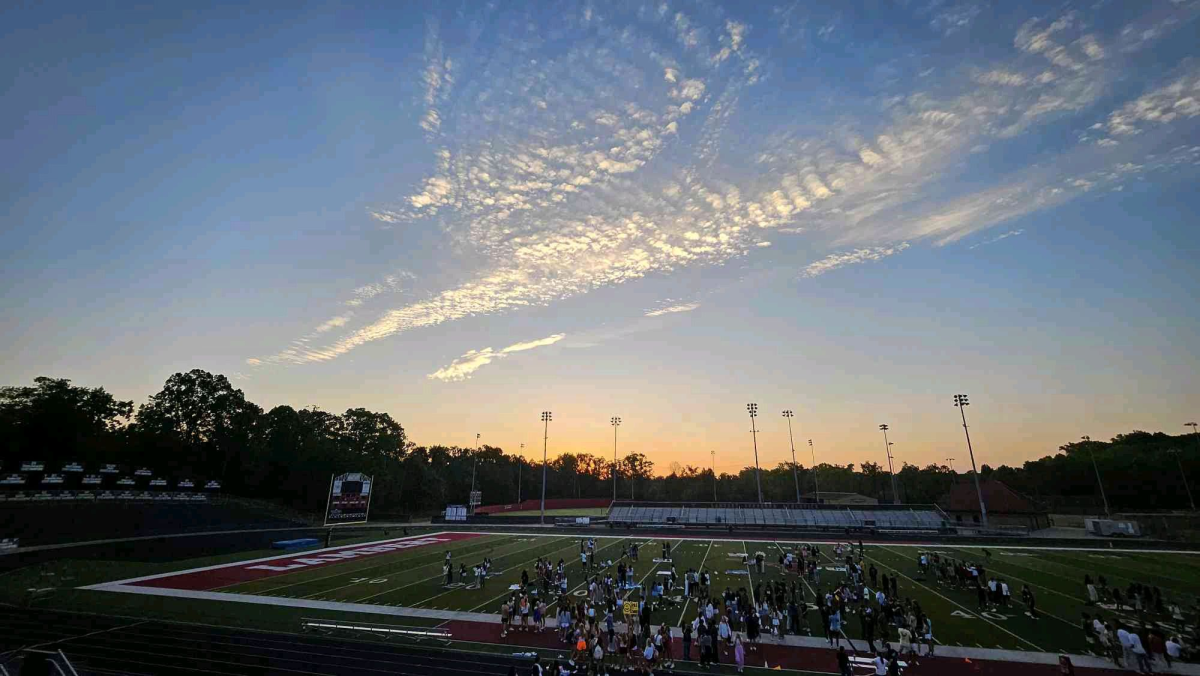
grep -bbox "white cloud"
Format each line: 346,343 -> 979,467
256,4 -> 1200,367
345,273 -> 413,307
644,302 -> 701,317
428,333 -> 566,382
314,315 -> 351,333
968,229 -> 1025,249
244,358 -> 262,366
501,333 -> 567,353
975,69 -> 1027,87
427,349 -> 500,382
671,79 -> 707,101
801,243 -> 910,278
1100,66 -> 1200,140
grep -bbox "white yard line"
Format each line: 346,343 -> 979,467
770,540 -> 820,602
861,545 -> 1044,652
353,536 -> 569,603
81,531 -> 466,588
467,536 -> 635,613
675,539 -> 714,627
624,538 -> 675,601
427,536 -> 586,612
742,541 -> 757,607
248,534 -> 499,595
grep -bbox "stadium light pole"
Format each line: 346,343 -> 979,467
517,443 -> 524,503
879,424 -> 900,505
1168,450 -> 1196,511
808,439 -> 821,502
1081,435 -> 1110,517
945,458 -> 956,472
711,450 -> 717,501
954,394 -> 988,529
540,412 -> 552,525
611,417 -> 621,502
469,432 -> 480,515
783,411 -> 800,503
748,403 -> 763,503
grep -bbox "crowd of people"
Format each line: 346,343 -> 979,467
916,550 -> 1040,619
1080,572 -> 1197,673
495,540 -> 923,675
453,537 -> 1197,676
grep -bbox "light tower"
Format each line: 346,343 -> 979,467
610,416 -> 621,502
469,432 -> 480,515
1167,449 -> 1196,511
879,424 -> 899,505
540,411 -> 552,524
782,410 -> 800,503
711,450 -> 717,501
808,439 -> 821,502
517,442 -> 524,503
953,394 -> 987,528
1081,435 -> 1110,517
748,403 -> 762,503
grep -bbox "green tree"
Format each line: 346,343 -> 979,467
0,377 -> 133,464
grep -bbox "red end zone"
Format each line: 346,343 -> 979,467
129,532 -> 480,591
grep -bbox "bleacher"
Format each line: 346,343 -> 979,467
606,501 -> 950,532
0,460 -> 307,547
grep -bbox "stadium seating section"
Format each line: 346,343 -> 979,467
607,501 -> 948,531
0,499 -> 306,547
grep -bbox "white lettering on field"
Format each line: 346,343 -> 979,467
243,537 -> 449,573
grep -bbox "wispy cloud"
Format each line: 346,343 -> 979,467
644,301 -> 701,317
345,272 -> 413,308
500,334 -> 568,353
968,229 -> 1025,249
254,2 -> 1200,366
314,315 -> 351,333
1095,65 -> 1200,142
427,333 -> 565,382
801,243 -> 910,278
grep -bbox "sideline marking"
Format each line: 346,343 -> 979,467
81,531 -> 479,591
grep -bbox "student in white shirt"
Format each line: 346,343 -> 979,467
1117,626 -> 1134,667
872,653 -> 888,675
1166,636 -> 1182,667
1128,631 -> 1150,673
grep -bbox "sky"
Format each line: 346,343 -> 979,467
2,0 -> 1199,477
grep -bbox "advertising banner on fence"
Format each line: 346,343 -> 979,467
324,472 -> 373,526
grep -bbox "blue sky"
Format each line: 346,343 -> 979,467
2,0 -> 1198,473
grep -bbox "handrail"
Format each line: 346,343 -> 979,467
18,649 -> 79,676
58,650 -> 80,676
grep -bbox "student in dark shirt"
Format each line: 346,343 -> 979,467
681,620 -> 692,661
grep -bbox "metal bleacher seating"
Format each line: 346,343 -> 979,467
607,500 -> 950,532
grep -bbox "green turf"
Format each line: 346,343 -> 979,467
9,530 -> 1198,662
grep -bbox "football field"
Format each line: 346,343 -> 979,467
76,530 -> 1200,660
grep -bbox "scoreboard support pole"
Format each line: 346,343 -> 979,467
322,474 -> 335,528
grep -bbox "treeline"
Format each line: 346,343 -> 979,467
1,373 -> 1197,515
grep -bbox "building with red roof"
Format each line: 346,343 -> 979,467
943,478 -> 1049,530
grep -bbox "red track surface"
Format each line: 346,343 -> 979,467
443,620 -> 1127,676
132,532 -> 480,591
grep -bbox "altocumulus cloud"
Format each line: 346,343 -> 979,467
644,302 -> 701,317
427,333 -> 566,382
256,0 -> 1200,366
801,243 -> 911,278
